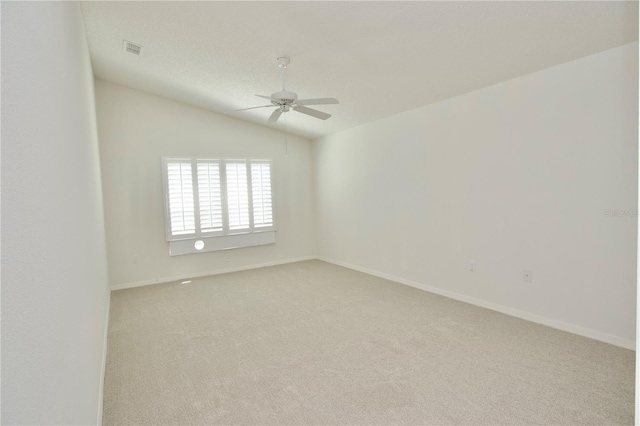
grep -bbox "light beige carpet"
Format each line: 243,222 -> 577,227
103,260 -> 634,425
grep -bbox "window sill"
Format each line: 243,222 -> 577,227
168,231 -> 276,256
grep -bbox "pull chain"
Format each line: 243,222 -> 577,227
284,111 -> 288,157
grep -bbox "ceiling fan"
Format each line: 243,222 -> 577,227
228,57 -> 339,124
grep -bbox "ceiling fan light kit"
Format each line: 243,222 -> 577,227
229,57 -> 339,124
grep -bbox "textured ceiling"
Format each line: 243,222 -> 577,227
81,1 -> 638,140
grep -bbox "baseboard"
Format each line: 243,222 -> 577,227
318,256 -> 636,351
109,254 -> 635,350
110,256 -> 317,291
97,289 -> 111,425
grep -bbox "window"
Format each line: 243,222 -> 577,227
162,158 -> 275,255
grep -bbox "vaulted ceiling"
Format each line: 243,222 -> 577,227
81,1 -> 638,140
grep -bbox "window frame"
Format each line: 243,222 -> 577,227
162,157 -> 275,244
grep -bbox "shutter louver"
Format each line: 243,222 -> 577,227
251,162 -> 273,228
197,162 -> 223,233
226,162 -> 250,231
167,161 -> 196,236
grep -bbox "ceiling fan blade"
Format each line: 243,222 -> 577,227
297,98 -> 339,106
226,105 -> 274,113
255,94 -> 275,101
293,105 -> 331,120
268,109 -> 282,123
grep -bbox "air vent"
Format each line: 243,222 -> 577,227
122,40 -> 142,55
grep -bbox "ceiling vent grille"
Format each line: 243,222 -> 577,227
123,40 -> 142,55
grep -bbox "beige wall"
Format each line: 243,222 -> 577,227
95,80 -> 316,288
315,42 -> 638,348
1,2 -> 111,424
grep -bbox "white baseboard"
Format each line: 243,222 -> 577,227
109,254 -> 635,350
318,256 -> 636,351
97,289 -> 111,425
110,256 -> 317,291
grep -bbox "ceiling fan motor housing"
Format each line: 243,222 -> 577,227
271,90 -> 298,105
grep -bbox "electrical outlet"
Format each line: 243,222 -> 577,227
225,256 -> 230,263
523,270 -> 532,283
132,255 -> 139,264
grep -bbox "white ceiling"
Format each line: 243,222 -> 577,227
81,1 -> 638,140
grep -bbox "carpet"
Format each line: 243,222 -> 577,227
103,260 -> 634,425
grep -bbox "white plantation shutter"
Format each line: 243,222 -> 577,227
225,162 -> 250,231
197,162 -> 223,233
166,161 -> 196,237
163,158 -> 275,249
251,162 -> 273,228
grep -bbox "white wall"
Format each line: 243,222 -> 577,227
95,80 -> 316,288
315,42 -> 638,348
1,2 -> 111,424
